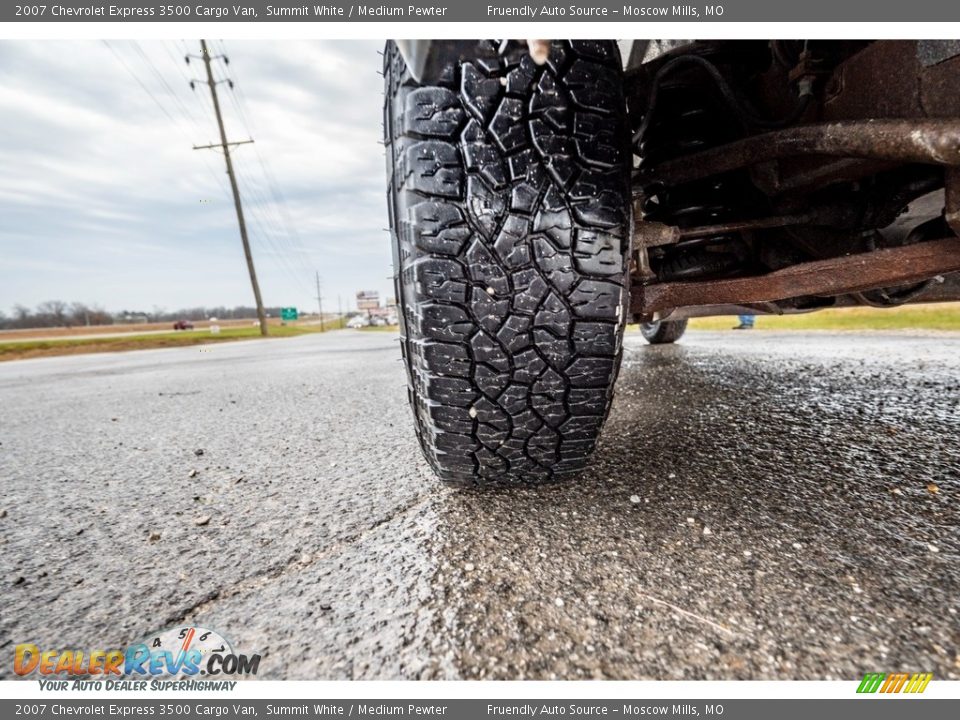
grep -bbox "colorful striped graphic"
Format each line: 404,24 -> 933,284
857,672 -> 933,694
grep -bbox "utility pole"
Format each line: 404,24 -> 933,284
337,295 -> 342,328
315,272 -> 324,332
189,39 -> 268,337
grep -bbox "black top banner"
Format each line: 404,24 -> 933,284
5,0 -> 960,22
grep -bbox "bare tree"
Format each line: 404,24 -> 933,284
11,304 -> 32,329
36,300 -> 69,327
70,302 -> 91,327
3,302 -> 282,329
87,305 -> 113,326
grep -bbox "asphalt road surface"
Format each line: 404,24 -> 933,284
1,329 -> 958,680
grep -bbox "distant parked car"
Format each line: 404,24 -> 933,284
346,315 -> 368,329
172,320 -> 194,331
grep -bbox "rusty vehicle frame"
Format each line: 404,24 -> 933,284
624,39 -> 960,323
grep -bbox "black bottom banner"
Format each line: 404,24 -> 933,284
3,699 -> 958,720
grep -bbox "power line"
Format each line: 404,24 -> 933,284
176,42 -> 312,300
101,40 -> 233,205
190,39 -> 268,337
227,99 -> 307,271
219,142 -> 313,297
131,40 -> 204,129
105,39 -> 299,308
108,39 -> 314,308
103,40 -> 180,127
217,40 -> 315,278
196,42 -> 311,295
232,167 -> 314,298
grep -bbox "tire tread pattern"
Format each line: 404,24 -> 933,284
384,40 -> 631,484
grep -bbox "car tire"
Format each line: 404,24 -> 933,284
640,319 -> 688,344
383,40 -> 632,484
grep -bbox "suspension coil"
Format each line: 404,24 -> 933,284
637,66 -> 747,280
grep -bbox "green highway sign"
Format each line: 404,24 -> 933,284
280,307 -> 298,321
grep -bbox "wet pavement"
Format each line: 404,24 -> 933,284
1,329 -> 958,680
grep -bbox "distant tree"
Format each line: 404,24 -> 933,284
1,302 -> 279,329
87,305 -> 113,325
68,302 -> 113,326
70,302 -> 91,326
36,300 -> 69,327
6,304 -> 35,329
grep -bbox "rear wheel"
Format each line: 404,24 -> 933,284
640,319 -> 688,344
383,40 -> 632,484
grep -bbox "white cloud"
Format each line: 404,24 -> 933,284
0,39 -> 392,314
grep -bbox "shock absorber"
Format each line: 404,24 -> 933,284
636,59 -> 755,281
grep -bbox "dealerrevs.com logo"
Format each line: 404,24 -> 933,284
14,626 -> 260,689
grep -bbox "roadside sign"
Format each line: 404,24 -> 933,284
356,290 -> 380,311
281,307 -> 298,321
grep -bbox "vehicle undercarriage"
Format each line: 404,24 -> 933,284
626,40 -> 960,321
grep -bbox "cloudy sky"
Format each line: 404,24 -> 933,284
0,39 -> 390,316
